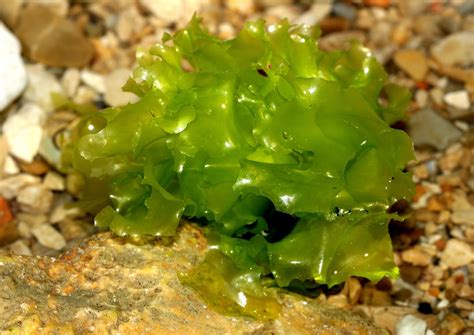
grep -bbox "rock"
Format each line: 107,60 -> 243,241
393,50 -> 428,81
115,5 -> 146,42
80,70 -> 105,94
17,156 -> 50,175
15,3 -> 93,67
401,247 -> 432,266
0,0 -> 23,27
226,0 -> 255,14
319,31 -> 366,52
7,239 -> 32,256
0,224 -> 386,334
17,184 -> 53,214
43,172 -> 65,191
440,239 -> 474,269
140,0 -> 201,24
2,103 -> 46,163
104,68 -> 139,106
0,174 -> 41,200
3,155 -> 19,175
431,32 -> 474,67
395,315 -> 427,335
408,108 -> 463,150
0,23 -> 27,112
31,223 -> 66,250
444,90 -> 470,110
24,64 -> 63,112
61,68 -> 80,98
451,209 -> 474,225
295,2 -> 332,26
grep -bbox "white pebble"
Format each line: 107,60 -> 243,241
0,174 -> 41,199
31,224 -> 66,250
81,70 -> 106,94
444,90 -> 470,110
0,23 -> 27,112
17,184 -> 53,214
24,64 -> 63,112
395,315 -> 427,335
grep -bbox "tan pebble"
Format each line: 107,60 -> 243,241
7,239 -> 32,256
435,313 -> 466,334
401,247 -> 432,266
43,172 -> 65,191
17,184 -> 53,214
393,49 -> 428,81
342,277 -> 362,305
451,208 -> 474,226
440,239 -> 474,269
31,223 -> 66,250
326,294 -> 349,308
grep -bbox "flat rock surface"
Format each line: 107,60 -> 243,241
0,223 -> 385,334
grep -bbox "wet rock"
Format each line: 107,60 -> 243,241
17,184 -> 53,214
393,50 -> 428,81
24,64 -> 63,112
0,224 -> 386,334
409,108 -> 463,150
15,3 -> 93,67
440,239 -> 474,269
31,223 -> 66,250
104,68 -> 139,106
431,32 -> 474,67
2,103 -> 46,163
0,23 -> 27,112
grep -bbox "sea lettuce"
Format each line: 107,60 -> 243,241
62,17 -> 414,317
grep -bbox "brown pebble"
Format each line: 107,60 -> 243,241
435,313 -> 466,335
18,156 -> 50,176
393,50 -> 429,81
0,219 -> 18,246
399,264 -> 422,284
15,3 -> 93,67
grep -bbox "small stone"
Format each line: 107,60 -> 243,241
58,219 -> 93,242
435,313 -> 466,334
454,299 -> 474,311
18,156 -> 50,176
81,70 -> 105,94
31,223 -> 66,250
7,239 -> 32,256
296,2 -> 332,26
40,0 -> 68,17
17,184 -> 53,214
333,3 -> 357,21
2,103 -> 47,163
401,247 -> 432,267
140,0 -> 200,24
24,64 -> 63,112
399,264 -> 422,284
104,68 -> 139,107
43,172 -> 65,191
319,31 -> 366,52
440,239 -> 474,269
0,174 -> 41,199
444,90 -> 470,110
0,220 -> 18,246
0,0 -> 23,27
409,109 -> 463,150
393,50 -> 428,81
15,3 -> 93,67
226,0 -> 255,14
3,155 -> 19,175
17,221 -> 32,238
115,5 -> 146,42
398,0 -> 428,16
73,85 -> 97,105
50,202 -> 82,224
61,68 -> 80,98
395,315 -> 427,335
415,90 -> 428,108
451,209 -> 474,226
431,32 -> 474,67
0,23 -> 27,111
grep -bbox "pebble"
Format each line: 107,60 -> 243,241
0,23 -> 27,111
24,64 -> 63,112
3,155 -> 19,175
81,70 -> 106,94
451,208 -> 474,226
319,31 -> 366,51
0,0 -> 23,27
7,239 -> 32,256
431,31 -> 474,67
444,90 -> 470,110
296,2 -> 332,26
115,5 -> 145,42
15,3 -> 93,67
393,50 -> 428,81
440,239 -> 474,269
409,108 -> 463,150
17,184 -> 53,214
227,0 -> 255,14
333,2 -> 357,21
104,68 -> 139,107
31,223 -> 66,250
0,174 -> 41,199
61,68 -> 80,98
43,172 -> 65,191
2,103 -> 46,163
401,247 -> 432,267
414,90 -> 428,108
395,315 -> 427,335
139,0 -> 200,24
